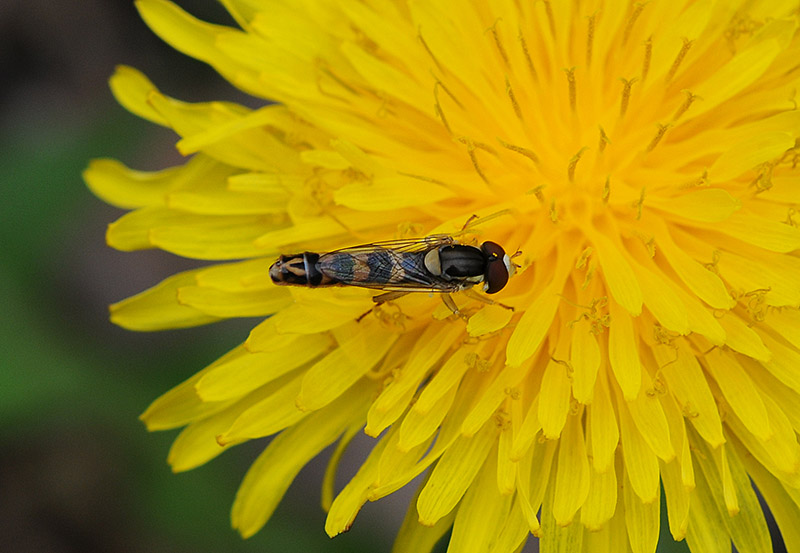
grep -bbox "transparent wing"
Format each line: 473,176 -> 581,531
323,234 -> 456,256
317,236 -> 463,292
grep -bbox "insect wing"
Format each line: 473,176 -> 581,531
323,234 -> 456,256
316,236 -> 459,292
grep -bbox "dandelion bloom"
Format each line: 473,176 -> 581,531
86,1 -> 800,551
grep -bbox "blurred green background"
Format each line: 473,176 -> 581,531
0,1 -> 775,552
0,1 -> 403,551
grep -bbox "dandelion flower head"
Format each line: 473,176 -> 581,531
85,1 -> 800,552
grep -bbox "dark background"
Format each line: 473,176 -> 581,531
0,1 -> 408,551
0,1 -> 730,551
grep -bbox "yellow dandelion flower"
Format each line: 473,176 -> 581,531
86,0 -> 800,551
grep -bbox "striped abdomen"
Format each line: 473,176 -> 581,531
269,253 -> 339,287
269,249 -> 431,288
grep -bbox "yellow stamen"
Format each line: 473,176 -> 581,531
568,147 -> 588,182
619,77 -> 638,118
641,36 -> 653,82
672,90 -> 700,121
487,19 -> 510,66
622,2 -> 648,46
602,175 -> 611,203
498,137 -> 539,165
433,90 -> 451,133
543,0 -> 557,39
462,139 -> 491,186
634,187 -> 646,220
518,31 -> 538,82
564,67 -> 577,113
646,123 -> 672,152
505,76 -> 524,121
417,28 -> 444,73
666,38 -> 693,82
528,185 -> 546,202
585,12 -> 598,67
575,247 -> 593,269
598,126 -> 610,154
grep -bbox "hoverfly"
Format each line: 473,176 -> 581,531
269,235 -> 517,315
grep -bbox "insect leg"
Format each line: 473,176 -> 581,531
358,291 -> 410,323
441,293 -> 467,319
372,291 -> 411,304
461,288 -> 515,311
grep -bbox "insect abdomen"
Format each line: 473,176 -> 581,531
269,253 -> 339,287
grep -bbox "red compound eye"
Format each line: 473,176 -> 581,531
481,241 -> 509,294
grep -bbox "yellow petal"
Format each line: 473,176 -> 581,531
335,176 -> 455,211
446,451 -> 514,553
391,475 -> 456,553
619,399 -> 660,503
168,372 -> 297,471
708,131 -> 795,182
135,0 -> 262,97
108,65 -> 167,126
737,438 -> 800,553
712,212 -> 800,253
633,262 -> 690,334
496,423 -> 516,495
685,463 -> 730,553
590,228 -> 642,315
510,395 -> 541,462
368,322 -> 463,436
693,36 -> 784,117
462,361 -> 530,438
728,391 -> 800,480
194,258 -> 271,291
516,437 -> 557,534
540,478 -> 584,552
589,368 -> 619,473
467,304 -> 514,337
569,319 -> 601,403
110,269 -> 220,331
607,300 -> 642,400
177,285 -> 291,317
488,495 -> 531,553
581,464 -> 617,531
217,372 -> 306,442
626,375 -> 675,462
326,427 -> 391,537
536,357 -> 572,439
717,250 -> 800,307
298,320 -> 398,411
139,351 -> 233,431
269,296 -> 368,334
398,384 -> 457,452
414,348 -> 473,414
84,158 -> 183,209
650,188 -> 741,223
232,380 -> 371,538
704,349 -> 771,441
692,439 -> 773,553
652,221 -> 735,310
660,459 -> 690,541
760,333 -> 800,394
416,422 -> 497,526
195,334 -> 331,401
321,424 -> 360,512
623,467 -> 660,553
654,344 -> 724,447
107,206 -> 275,259
551,410 -> 591,525
506,286 -> 560,367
